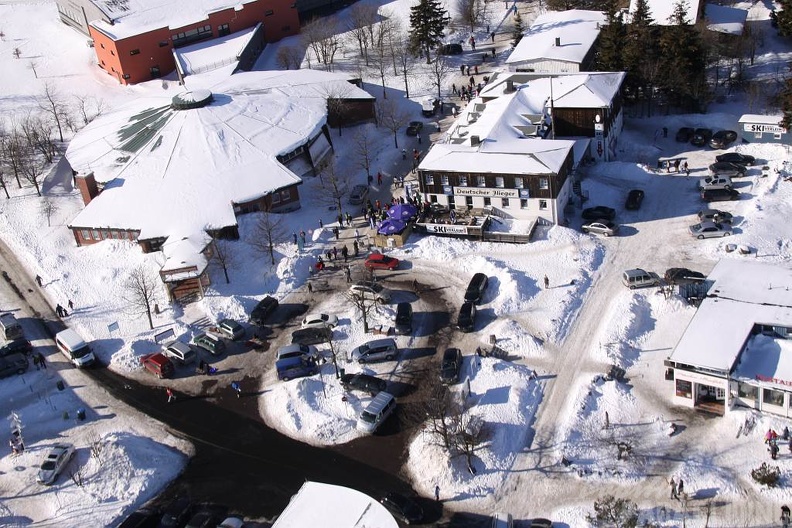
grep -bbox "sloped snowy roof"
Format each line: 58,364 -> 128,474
506,10 -> 606,66
628,0 -> 700,25
66,69 -> 371,241
733,334 -> 792,390
704,4 -> 747,35
739,114 -> 784,125
668,259 -> 792,373
272,481 -> 399,528
89,0 -> 258,40
481,72 -> 626,110
419,139 -> 575,175
174,25 -> 259,77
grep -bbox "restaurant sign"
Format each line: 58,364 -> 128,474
756,374 -> 792,387
453,187 -> 519,198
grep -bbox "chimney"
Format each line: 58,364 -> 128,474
75,172 -> 100,205
471,135 -> 480,146
505,79 -> 515,93
555,37 -> 561,47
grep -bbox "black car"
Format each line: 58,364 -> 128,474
440,348 -> 462,384
625,189 -> 644,210
664,268 -> 706,285
581,206 -> 616,221
406,121 -> 424,136
291,327 -> 332,346
0,353 -> 28,378
249,296 -> 278,326
118,507 -> 161,528
701,188 -> 740,202
464,273 -> 489,304
690,128 -> 713,147
709,161 -> 746,177
716,152 -> 755,166
158,497 -> 193,528
340,373 -> 387,395
709,130 -> 738,149
697,208 -> 733,224
439,43 -> 463,55
184,504 -> 228,528
675,127 -> 694,142
0,338 -> 32,357
380,493 -> 424,525
457,302 -> 476,333
394,302 -> 413,335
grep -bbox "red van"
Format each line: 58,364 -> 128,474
141,353 -> 175,379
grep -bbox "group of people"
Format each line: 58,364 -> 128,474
55,300 -> 73,318
668,477 -> 685,500
9,431 -> 24,456
657,158 -> 690,175
765,427 -> 791,460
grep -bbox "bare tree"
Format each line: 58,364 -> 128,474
209,237 -> 237,284
376,98 -> 411,148
18,143 -> 43,197
0,126 -> 25,188
457,0 -> 487,33
28,60 -> 38,79
302,16 -> 342,71
368,13 -> 397,98
352,127 -> 375,180
428,51 -> 453,100
451,411 -> 486,475
314,160 -> 352,218
275,45 -> 304,70
347,3 -> 379,66
325,333 -> 343,378
251,210 -> 288,266
39,83 -> 68,143
321,83 -> 355,136
68,466 -> 84,488
20,113 -> 56,164
0,171 -> 9,199
40,197 -> 57,226
72,94 -> 106,127
392,30 -> 417,98
346,290 -> 378,332
122,265 -> 161,330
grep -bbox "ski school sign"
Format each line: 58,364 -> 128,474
424,224 -> 470,235
738,114 -> 789,144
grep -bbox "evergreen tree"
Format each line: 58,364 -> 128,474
622,0 -> 657,103
409,0 -> 448,62
595,0 -> 626,71
775,0 -> 792,37
781,78 -> 792,130
657,0 -> 708,111
511,10 -> 525,48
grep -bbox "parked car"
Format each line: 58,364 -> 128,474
439,43 -> 463,55
690,128 -> 713,146
625,189 -> 644,210
675,127 -> 694,142
529,519 -> 554,528
277,343 -> 318,361
581,220 -> 618,237
218,518 -> 244,528
709,129 -> 738,149
192,333 -> 226,356
350,338 -> 399,363
291,327 -> 332,346
340,373 -> 388,395
699,175 -> 733,190
464,273 -> 489,304
0,353 -> 28,378
581,206 -> 616,221
440,348 -> 462,384
689,221 -> 733,239
217,319 -> 245,341
37,443 -> 75,485
380,492 -> 424,525
394,302 -> 413,335
0,338 -> 32,357
349,184 -> 369,205
664,268 -> 706,285
140,352 -> 174,379
163,341 -> 197,365
457,301 -> 477,332
249,296 -> 278,326
184,504 -> 228,528
709,161 -> 746,178
364,253 -> 400,271
158,497 -> 194,528
420,96 -> 439,117
117,506 -> 162,528
716,152 -> 755,166
276,355 -> 319,381
697,208 -> 733,224
357,391 -> 397,433
349,282 -> 392,303
701,188 -> 740,202
301,313 -> 339,329
406,121 -> 424,136
622,268 -> 660,289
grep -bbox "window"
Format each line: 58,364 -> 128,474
122,74 -> 130,80
495,176 -> 504,188
459,175 -> 468,186
441,175 -> 449,185
775,132 -> 783,140
501,198 -> 509,208
172,25 -> 213,47
272,193 -> 281,204
755,131 -> 762,139
539,200 -> 548,210
265,9 -> 274,15
675,379 -> 692,398
477,176 -> 486,187
539,177 -> 549,190
281,190 -> 290,200
738,382 -> 758,400
100,43 -> 105,49
218,23 -> 230,37
514,177 -> 523,189
129,49 -> 140,55
150,66 -> 160,78
81,229 -> 91,241
159,41 -> 169,47
465,196 -> 473,207
520,199 -> 528,209
425,174 -> 435,185
764,387 -> 785,406
91,229 -> 100,240
110,50 -> 115,56
483,197 -> 491,206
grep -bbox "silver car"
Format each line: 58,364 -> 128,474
301,313 -> 339,329
699,175 -> 732,191
37,443 -> 75,485
581,220 -> 619,237
348,282 -> 391,304
689,221 -> 733,239
348,184 -> 369,205
350,338 -> 398,363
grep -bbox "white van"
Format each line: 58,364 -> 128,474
0,313 -> 23,341
55,328 -> 95,367
357,391 -> 396,433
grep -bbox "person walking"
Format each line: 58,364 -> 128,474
353,239 -> 360,256
345,265 -> 352,283
55,304 -> 63,317
782,505 -> 791,528
341,245 -> 349,262
346,212 -> 352,226
35,275 -> 42,287
452,83 -> 457,95
333,247 -> 338,260
319,219 -> 323,229
292,232 -> 298,244
307,282 -> 313,294
231,381 -> 242,398
32,353 -> 40,370
332,227 -> 340,240
37,352 -> 46,369
166,388 -> 175,403
676,478 -> 684,498
460,64 -> 465,75
402,148 -> 407,160
377,172 -> 383,185
68,299 -> 74,310
543,275 -> 550,289
434,485 -> 440,502
490,31 -> 495,43
354,228 -> 360,239
417,134 -> 422,145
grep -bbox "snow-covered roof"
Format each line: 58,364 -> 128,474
419,139 -> 575,175
481,72 -> 626,110
506,10 -> 605,66
629,0 -> 700,25
739,114 -> 784,125
66,69 -> 371,241
89,0 -> 259,40
668,259 -> 792,373
272,481 -> 399,528
174,25 -> 259,77
704,4 -> 747,35
733,334 -> 792,390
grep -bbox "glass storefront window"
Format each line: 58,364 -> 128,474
763,387 -> 785,406
738,382 -> 758,400
676,379 -> 692,399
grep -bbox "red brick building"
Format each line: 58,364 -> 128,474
71,0 -> 299,84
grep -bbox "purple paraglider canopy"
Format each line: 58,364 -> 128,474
387,203 -> 418,221
377,218 -> 407,235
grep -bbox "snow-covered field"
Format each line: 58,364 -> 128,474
1,0 -> 792,526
